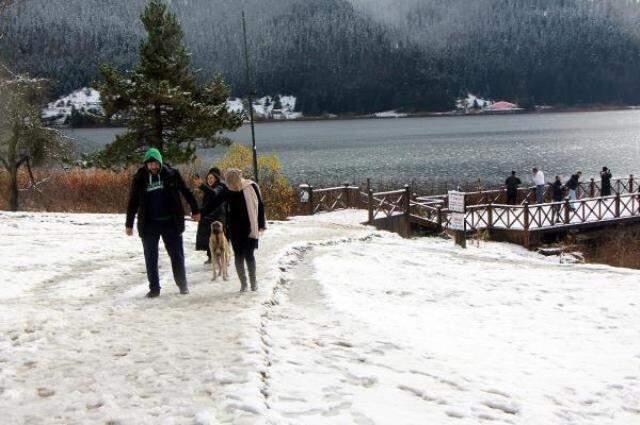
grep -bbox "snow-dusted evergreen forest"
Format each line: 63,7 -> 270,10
3,0 -> 640,114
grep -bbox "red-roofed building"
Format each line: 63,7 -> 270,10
486,101 -> 519,111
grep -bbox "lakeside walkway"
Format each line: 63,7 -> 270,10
1,211 -> 639,424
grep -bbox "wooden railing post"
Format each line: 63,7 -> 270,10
366,178 -> 371,209
368,189 -> 374,224
523,201 -> 530,248
403,185 -> 411,238
487,202 -> 493,235
615,192 -> 621,218
343,183 -> 350,208
308,185 -> 314,215
436,205 -> 443,228
564,197 -> 570,224
616,179 -> 621,195
404,184 -> 411,217
589,178 -> 595,198
629,174 -> 634,194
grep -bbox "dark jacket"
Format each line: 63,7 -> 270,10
195,181 -> 227,251
566,174 -> 580,191
226,182 -> 266,243
505,176 -> 521,194
207,182 -> 266,249
552,180 -> 564,201
600,170 -> 612,196
126,164 -> 199,236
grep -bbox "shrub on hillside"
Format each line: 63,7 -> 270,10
216,144 -> 295,220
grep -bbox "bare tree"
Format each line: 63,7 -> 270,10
0,70 -> 72,211
0,0 -> 22,16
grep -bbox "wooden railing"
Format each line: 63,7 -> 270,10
296,174 -> 640,245
464,193 -> 640,232
409,200 -> 447,228
462,175 -> 635,206
299,184 -> 362,215
368,186 -> 410,223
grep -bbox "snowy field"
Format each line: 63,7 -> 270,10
1,210 -> 639,424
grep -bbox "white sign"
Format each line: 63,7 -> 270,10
449,212 -> 466,231
448,191 -> 465,213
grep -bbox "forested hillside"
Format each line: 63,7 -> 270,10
3,0 -> 640,114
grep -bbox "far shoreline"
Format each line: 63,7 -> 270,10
54,104 -> 639,129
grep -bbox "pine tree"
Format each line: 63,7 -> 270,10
96,0 -> 243,165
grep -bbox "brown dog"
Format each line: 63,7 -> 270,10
209,221 -> 230,281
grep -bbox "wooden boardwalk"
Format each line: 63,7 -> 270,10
298,175 -> 640,248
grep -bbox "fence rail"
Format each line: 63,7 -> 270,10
462,175 -> 636,206
296,174 -> 640,247
463,193 -> 640,232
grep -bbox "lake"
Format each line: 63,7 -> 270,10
63,110 -> 640,186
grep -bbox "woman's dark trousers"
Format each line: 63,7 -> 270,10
232,240 -> 257,291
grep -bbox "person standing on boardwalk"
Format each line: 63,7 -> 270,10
566,171 -> 582,211
532,167 -> 545,204
193,167 -> 227,264
125,148 -> 200,298
600,167 -> 613,196
551,175 -> 564,223
505,171 -> 521,205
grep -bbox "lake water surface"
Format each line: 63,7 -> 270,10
63,110 -> 640,186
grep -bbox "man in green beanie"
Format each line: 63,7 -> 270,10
126,148 -> 201,298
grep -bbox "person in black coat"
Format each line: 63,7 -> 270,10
505,171 -> 521,205
551,175 -> 564,223
125,148 -> 200,298
206,168 -> 266,291
193,167 -> 227,264
600,166 -> 613,196
566,171 -> 582,211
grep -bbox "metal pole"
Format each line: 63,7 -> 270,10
241,10 -> 259,184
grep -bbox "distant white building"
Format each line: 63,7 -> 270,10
485,101 -> 523,112
456,93 -> 522,113
456,93 -> 491,111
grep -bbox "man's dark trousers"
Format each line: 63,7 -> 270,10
141,220 -> 187,293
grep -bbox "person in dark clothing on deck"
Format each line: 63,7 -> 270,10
505,171 -> 521,205
551,175 -> 564,223
125,148 -> 200,298
600,167 -> 613,196
566,171 -> 582,211
193,167 -> 227,264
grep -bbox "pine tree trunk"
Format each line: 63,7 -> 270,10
9,166 -> 19,212
154,104 -> 164,153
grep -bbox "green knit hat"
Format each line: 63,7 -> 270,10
143,148 -> 163,167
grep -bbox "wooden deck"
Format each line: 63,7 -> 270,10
297,175 -> 640,248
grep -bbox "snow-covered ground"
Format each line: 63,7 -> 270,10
373,110 -> 409,118
1,210 -> 639,424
